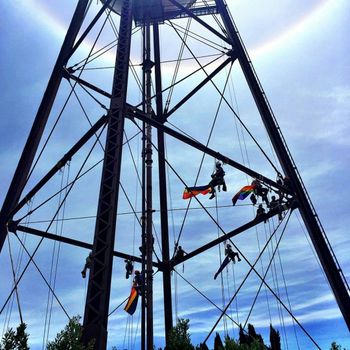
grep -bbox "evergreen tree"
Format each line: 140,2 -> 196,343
214,333 -> 224,350
238,325 -> 249,346
247,324 -> 264,345
269,324 -> 281,350
0,323 -> 29,350
46,316 -> 94,350
330,342 -> 345,350
166,318 -> 194,350
196,343 -> 209,350
224,335 -> 242,350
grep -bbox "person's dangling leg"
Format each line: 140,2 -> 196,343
214,256 -> 230,279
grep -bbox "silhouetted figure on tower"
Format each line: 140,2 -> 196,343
174,245 -> 187,261
214,244 -> 241,279
209,162 -> 227,199
81,252 -> 92,278
133,270 -> 144,295
125,259 -> 133,279
251,179 -> 269,205
256,204 -> 267,223
269,195 -> 283,220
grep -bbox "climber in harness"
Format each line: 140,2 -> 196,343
209,161 -> 227,200
174,245 -> 187,273
81,252 -> 92,278
174,245 -> 187,261
251,179 -> 269,205
214,244 -> 241,280
139,235 -> 155,257
133,270 -> 144,295
125,259 -> 134,279
256,204 -> 267,223
269,195 -> 283,220
283,176 -> 293,192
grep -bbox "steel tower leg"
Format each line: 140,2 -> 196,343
82,1 -> 133,348
216,0 -> 350,330
144,21 -> 154,350
0,0 -> 90,254
141,39 -> 147,350
153,22 -> 173,343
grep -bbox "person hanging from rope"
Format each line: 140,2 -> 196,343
256,204 -> 267,223
139,235 -> 155,257
209,161 -> 227,200
81,252 -> 92,278
174,245 -> 187,261
133,270 -> 144,296
124,259 -> 134,279
268,195 -> 283,220
282,176 -> 293,192
214,244 -> 241,280
250,192 -> 257,205
174,245 -> 187,273
251,179 -> 269,205
276,174 -> 285,203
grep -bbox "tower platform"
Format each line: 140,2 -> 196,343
101,0 -> 218,26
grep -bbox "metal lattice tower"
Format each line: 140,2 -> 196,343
0,1 -> 349,349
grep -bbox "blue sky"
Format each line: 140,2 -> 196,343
0,0 -> 350,349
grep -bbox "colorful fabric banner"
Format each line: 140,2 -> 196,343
182,185 -> 212,199
231,185 -> 256,206
124,287 -> 139,315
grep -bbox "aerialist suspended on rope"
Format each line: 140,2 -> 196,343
81,252 -> 92,278
268,195 -> 283,220
174,245 -> 187,273
124,259 -> 133,279
214,244 -> 241,280
208,161 -> 227,199
256,204 -> 267,223
174,245 -> 187,261
182,161 -> 227,200
251,179 -> 269,205
133,270 -> 144,296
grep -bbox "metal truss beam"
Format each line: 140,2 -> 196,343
127,106 -> 289,194
153,22 -> 173,343
69,0 -> 114,60
66,72 -> 112,99
10,223 -> 161,269
164,56 -> 234,119
82,0 -> 133,348
172,205 -> 295,267
168,0 -> 231,44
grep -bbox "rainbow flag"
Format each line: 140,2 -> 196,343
124,287 -> 139,315
183,185 -> 212,199
231,185 -> 256,206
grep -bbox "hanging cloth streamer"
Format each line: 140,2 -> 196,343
231,184 -> 256,206
182,185 -> 212,199
124,287 -> 139,315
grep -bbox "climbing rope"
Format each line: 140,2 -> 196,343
42,166 -> 66,349
165,17 -> 192,112
270,218 -> 301,350
215,195 -> 228,335
2,197 -> 35,338
263,220 -> 288,349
